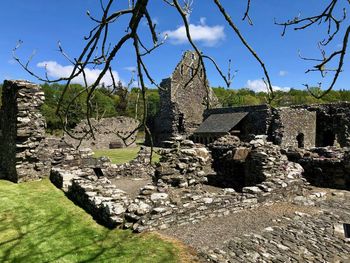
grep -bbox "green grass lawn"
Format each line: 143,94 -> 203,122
93,147 -> 160,164
0,179 -> 188,263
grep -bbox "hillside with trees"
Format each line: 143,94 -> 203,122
26,83 -> 350,132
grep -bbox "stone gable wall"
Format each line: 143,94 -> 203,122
151,51 -> 220,146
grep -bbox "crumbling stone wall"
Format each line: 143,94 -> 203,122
65,116 -> 139,149
154,137 -> 214,187
294,102 -> 350,147
103,146 -> 155,178
209,135 -> 302,192
284,147 -> 350,190
51,136 -> 306,232
150,51 -> 220,146
0,80 -> 46,182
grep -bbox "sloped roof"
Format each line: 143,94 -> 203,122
194,112 -> 248,134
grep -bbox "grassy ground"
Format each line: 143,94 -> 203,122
0,179 -> 191,263
93,147 -> 160,164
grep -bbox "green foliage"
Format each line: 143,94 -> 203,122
0,179 -> 182,263
40,83 -> 160,132
38,83 -> 350,132
212,87 -> 350,108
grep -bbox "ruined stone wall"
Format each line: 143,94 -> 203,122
284,147 -> 350,190
51,136 -> 306,232
0,80 -> 46,182
209,135 -> 303,192
65,117 -> 139,149
293,102 -> 350,147
274,108 -> 316,148
151,51 -> 220,146
154,138 -> 214,187
204,105 -> 318,148
103,146 -> 155,178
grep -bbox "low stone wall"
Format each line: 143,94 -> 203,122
284,147 -> 350,190
103,146 -> 155,179
51,161 -> 304,232
51,137 -> 306,232
65,117 -> 139,149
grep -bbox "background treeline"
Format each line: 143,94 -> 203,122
39,83 -> 160,132
1,83 -> 350,132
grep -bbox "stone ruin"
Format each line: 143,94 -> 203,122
149,51 -> 220,146
284,147 -> 350,189
0,80 -> 141,183
64,116 -> 139,149
195,102 -> 350,149
0,80 -> 47,182
194,104 -> 317,148
0,79 -> 349,252
50,135 -> 306,232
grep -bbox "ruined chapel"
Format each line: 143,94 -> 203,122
151,50 -> 350,149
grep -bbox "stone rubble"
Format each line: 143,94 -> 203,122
154,137 -> 214,187
284,146 -> 350,189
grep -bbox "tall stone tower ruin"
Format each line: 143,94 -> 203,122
150,51 -> 220,145
0,80 -> 47,182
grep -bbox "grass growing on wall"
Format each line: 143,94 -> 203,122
0,179 -> 188,263
93,146 -> 160,164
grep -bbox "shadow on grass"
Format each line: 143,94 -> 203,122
0,180 -> 178,263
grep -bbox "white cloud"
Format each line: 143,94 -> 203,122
279,70 -> 288,77
246,79 -> 290,93
163,17 -> 225,46
37,61 -> 120,86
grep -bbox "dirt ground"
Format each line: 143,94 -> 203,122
110,177 -> 152,198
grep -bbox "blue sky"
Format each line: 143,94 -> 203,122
1,0 -> 349,91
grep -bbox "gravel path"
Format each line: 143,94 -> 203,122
160,188 -> 350,262
160,202 -> 318,250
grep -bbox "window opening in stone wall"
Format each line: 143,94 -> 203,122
344,223 -> 350,238
191,53 -> 195,60
178,113 -> 185,133
297,133 -> 305,148
323,130 -> 335,146
200,69 -> 203,78
180,64 -> 184,75
189,67 -> 194,77
93,168 -> 104,178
